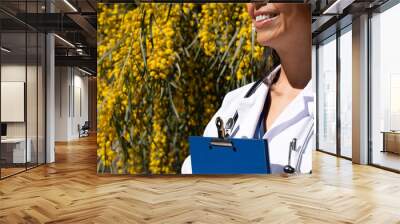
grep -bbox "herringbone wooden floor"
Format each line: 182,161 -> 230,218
1,135 -> 400,224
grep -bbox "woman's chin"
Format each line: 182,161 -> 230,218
256,34 -> 275,47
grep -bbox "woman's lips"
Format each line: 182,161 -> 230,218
253,14 -> 279,30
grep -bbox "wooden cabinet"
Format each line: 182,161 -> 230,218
382,132 -> 400,154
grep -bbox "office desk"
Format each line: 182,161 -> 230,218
1,138 -> 32,164
381,131 -> 400,154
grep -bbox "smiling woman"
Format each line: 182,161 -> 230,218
97,3 -> 313,175
182,3 -> 313,174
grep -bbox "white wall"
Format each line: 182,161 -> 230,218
1,64 -> 25,81
1,65 -> 26,140
72,72 -> 89,138
54,66 -> 89,141
55,66 -> 69,141
1,82 -> 25,122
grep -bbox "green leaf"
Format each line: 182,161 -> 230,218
185,33 -> 199,51
175,63 -> 182,79
216,63 -> 228,93
165,3 -> 173,22
229,36 -> 244,69
168,84 -> 180,120
139,28 -> 147,72
149,13 -> 154,50
193,45 -> 201,61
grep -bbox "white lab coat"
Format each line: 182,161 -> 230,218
181,65 -> 315,174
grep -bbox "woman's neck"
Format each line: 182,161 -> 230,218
272,36 -> 311,93
264,41 -> 311,130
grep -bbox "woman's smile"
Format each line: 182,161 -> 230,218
254,13 -> 279,30
250,6 -> 280,30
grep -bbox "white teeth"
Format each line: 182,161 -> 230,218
256,14 -> 278,22
255,14 -> 275,22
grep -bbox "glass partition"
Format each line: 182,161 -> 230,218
317,35 -> 337,155
0,0 -> 46,179
0,30 -> 28,177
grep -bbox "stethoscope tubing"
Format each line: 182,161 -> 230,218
294,119 -> 314,172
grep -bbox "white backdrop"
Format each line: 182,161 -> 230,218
1,81 -> 25,122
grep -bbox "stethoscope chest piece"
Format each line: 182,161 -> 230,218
283,138 -> 297,174
283,165 -> 295,174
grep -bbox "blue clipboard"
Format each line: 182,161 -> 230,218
189,136 -> 271,174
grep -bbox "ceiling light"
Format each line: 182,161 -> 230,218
76,48 -> 86,56
1,47 -> 11,53
323,0 -> 355,15
54,34 -> 75,48
63,0 -> 78,12
78,67 -> 93,76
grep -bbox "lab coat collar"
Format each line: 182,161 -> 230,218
264,80 -> 314,141
234,82 -> 269,138
233,66 -> 281,138
234,65 -> 314,140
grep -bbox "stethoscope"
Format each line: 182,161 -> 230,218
283,121 -> 314,174
215,65 -> 314,174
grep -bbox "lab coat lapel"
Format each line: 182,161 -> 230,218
232,65 -> 281,138
234,83 -> 269,138
264,81 -> 314,141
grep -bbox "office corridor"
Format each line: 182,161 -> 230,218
0,135 -> 400,223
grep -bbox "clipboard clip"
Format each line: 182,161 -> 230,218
212,117 -> 235,150
216,116 -> 236,138
216,117 -> 226,139
209,138 -> 236,151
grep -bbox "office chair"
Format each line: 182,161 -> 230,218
79,121 -> 90,138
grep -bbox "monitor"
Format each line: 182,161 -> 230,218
1,123 -> 7,137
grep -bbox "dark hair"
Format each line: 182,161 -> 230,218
270,49 -> 281,69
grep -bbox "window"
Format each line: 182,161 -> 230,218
370,2 -> 400,171
317,35 -> 337,155
339,27 -> 352,158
